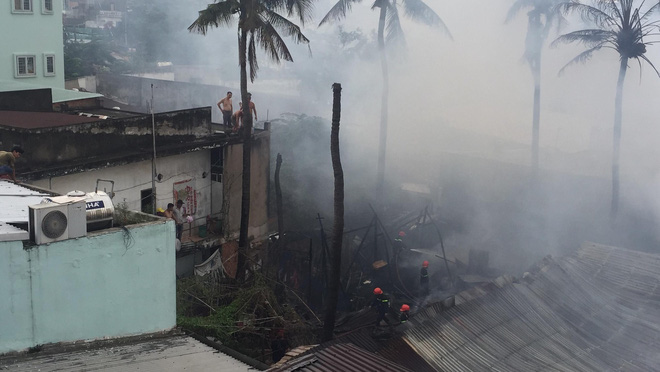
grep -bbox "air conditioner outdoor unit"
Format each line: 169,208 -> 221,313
29,199 -> 87,244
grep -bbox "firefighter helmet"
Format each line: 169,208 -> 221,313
422,260 -> 429,267
373,287 -> 383,295
400,304 -> 410,312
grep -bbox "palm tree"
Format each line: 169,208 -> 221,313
506,0 -> 565,172
319,0 -> 450,196
553,0 -> 660,218
189,0 -> 311,279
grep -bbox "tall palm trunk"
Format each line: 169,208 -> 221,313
375,4 -> 389,196
237,25 -> 252,281
323,83 -> 344,342
611,57 -> 628,219
275,153 -> 284,247
527,12 -> 543,174
531,55 -> 541,173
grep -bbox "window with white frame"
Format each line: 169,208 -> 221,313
42,0 -> 53,13
12,0 -> 33,12
15,55 -> 36,77
44,54 -> 55,76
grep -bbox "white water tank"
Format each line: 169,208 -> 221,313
66,190 -> 115,230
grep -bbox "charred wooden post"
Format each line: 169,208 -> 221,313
323,83 -> 344,342
317,213 -> 329,286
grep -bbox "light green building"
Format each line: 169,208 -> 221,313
1,0 -> 65,89
0,222 -> 177,354
0,182 -> 176,354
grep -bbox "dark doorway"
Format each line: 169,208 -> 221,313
211,147 -> 224,183
141,188 -> 153,214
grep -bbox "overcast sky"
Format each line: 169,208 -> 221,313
172,0 -> 660,268
180,0 -> 660,170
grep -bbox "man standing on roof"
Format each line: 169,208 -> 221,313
246,92 -> 257,122
217,91 -> 233,127
0,146 -> 24,183
420,261 -> 430,296
371,287 -> 390,326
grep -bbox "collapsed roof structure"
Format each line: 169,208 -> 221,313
271,242 -> 660,371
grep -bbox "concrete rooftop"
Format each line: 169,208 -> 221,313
0,80 -> 102,104
0,335 -> 254,372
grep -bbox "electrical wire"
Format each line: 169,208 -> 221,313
120,226 -> 135,256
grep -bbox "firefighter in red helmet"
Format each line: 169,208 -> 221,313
399,304 -> 410,324
420,261 -> 430,296
393,231 -> 406,253
371,287 -> 390,325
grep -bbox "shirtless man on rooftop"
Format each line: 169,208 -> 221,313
217,91 -> 233,127
246,93 -> 257,122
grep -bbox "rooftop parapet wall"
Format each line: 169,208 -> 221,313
0,107 -> 211,136
0,107 -> 212,169
0,218 -> 176,354
97,72 -> 314,122
97,73 -> 231,122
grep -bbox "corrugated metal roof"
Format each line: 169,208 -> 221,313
270,345 -> 318,368
291,321 -> 436,371
0,222 -> 28,241
51,88 -> 103,104
0,181 -> 53,241
0,335 -> 254,372
399,242 -> 660,371
0,181 -> 51,223
290,243 -> 660,372
267,343 -> 413,372
0,80 -> 103,103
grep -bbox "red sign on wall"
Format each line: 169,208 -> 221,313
173,179 -> 197,216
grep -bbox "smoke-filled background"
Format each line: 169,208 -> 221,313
119,0 -> 660,273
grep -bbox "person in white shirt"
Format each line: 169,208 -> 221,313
172,199 -> 187,240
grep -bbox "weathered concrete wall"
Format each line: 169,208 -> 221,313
30,151 -> 215,227
64,76 -> 97,92
224,131 -> 271,239
98,73 -> 228,122
29,142 -> 270,240
0,108 -> 211,169
0,220 -> 176,354
97,73 -> 142,109
97,73 -> 310,123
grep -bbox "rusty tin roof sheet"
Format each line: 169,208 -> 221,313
292,243 -> 660,371
400,242 -> 660,371
267,343 -> 413,372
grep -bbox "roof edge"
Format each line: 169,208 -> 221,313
185,329 -> 270,371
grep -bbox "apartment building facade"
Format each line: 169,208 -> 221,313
1,0 -> 65,89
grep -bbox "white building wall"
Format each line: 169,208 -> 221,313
0,0 -> 65,88
31,151 -> 215,227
